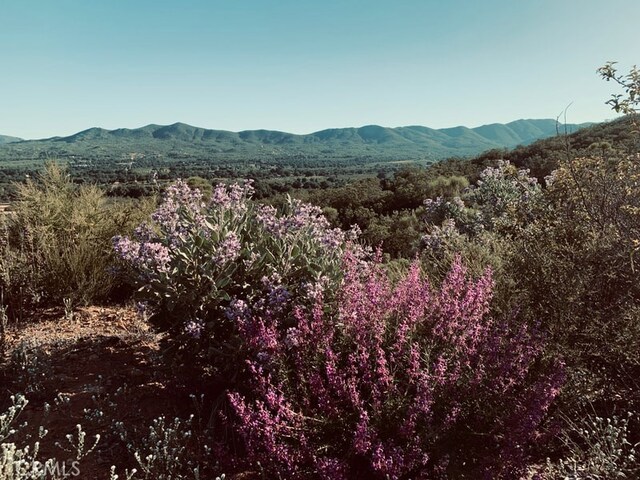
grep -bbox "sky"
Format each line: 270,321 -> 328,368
1,0 -> 638,139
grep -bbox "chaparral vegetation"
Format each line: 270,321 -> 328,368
0,64 -> 639,479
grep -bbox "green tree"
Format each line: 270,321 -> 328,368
597,62 -> 640,116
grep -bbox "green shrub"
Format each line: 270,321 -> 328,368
512,155 -> 640,367
419,161 -> 541,316
0,162 -> 153,317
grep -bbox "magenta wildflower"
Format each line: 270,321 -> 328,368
228,254 -> 564,479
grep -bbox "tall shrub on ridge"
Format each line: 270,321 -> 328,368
228,253 -> 564,479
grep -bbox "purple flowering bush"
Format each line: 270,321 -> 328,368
228,252 -> 564,479
114,179 -> 356,370
469,160 -> 542,227
422,160 -> 542,253
419,161 -> 544,314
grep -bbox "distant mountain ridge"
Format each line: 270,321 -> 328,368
0,119 -> 593,162
0,135 -> 22,144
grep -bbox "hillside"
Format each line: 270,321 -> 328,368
0,134 -> 22,144
0,119 -> 591,165
484,116 -> 637,174
426,115 -> 637,182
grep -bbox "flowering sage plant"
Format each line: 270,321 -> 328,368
114,179 -> 356,366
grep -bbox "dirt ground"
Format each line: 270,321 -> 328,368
0,305 -> 198,478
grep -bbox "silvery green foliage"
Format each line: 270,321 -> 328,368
9,341 -> 51,396
0,301 -> 7,355
54,424 -> 100,462
61,299 -> 73,323
108,466 -> 136,480
543,413 -> 640,479
1,396 -> 98,480
108,466 -> 225,480
0,395 -> 27,443
422,160 -> 542,251
469,160 -> 542,225
114,180 -> 359,364
113,415 -> 221,480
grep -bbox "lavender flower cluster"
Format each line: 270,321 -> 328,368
210,180 -> 254,213
114,179 -> 355,346
112,238 -> 171,273
151,179 -> 207,241
421,161 -> 543,253
256,198 -> 347,249
213,232 -> 242,266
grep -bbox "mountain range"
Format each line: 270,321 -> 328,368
0,119 -> 592,163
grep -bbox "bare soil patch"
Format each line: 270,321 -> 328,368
0,305 -> 199,478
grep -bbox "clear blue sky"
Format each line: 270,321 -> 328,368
1,0 -> 638,139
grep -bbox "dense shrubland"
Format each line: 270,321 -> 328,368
1,64 -> 640,478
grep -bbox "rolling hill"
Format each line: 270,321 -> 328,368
425,115 -> 637,184
0,119 -> 591,165
0,135 -> 22,144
